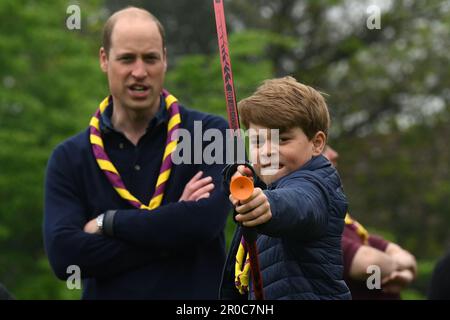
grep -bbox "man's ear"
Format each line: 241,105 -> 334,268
163,47 -> 168,72
99,47 -> 108,73
312,131 -> 326,156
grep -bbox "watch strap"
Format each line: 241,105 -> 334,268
103,210 -> 117,237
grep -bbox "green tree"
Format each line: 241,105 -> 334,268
1,0 -> 449,299
0,0 -> 104,299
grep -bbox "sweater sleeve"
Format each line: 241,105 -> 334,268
44,145 -> 157,281
257,174 -> 329,239
111,172 -> 230,249
109,116 -> 231,249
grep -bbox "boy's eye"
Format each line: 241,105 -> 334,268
251,138 -> 259,147
251,136 -> 264,147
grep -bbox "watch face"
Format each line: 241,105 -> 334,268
97,215 -> 103,228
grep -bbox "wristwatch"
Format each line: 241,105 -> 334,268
96,213 -> 105,234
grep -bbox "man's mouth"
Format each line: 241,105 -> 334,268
127,84 -> 150,98
128,84 -> 149,92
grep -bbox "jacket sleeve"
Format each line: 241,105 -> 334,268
257,175 -> 330,240
44,145 -> 157,281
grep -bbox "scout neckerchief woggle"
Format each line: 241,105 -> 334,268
89,89 -> 181,210
213,0 -> 264,300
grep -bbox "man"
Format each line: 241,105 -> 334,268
44,7 -> 230,299
323,145 -> 417,299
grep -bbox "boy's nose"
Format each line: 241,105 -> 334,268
261,140 -> 274,156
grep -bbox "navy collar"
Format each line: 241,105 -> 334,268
99,95 -> 169,134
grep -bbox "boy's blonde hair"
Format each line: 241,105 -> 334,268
238,76 -> 330,139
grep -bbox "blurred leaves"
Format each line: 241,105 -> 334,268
1,0 -> 449,299
0,0 -> 103,299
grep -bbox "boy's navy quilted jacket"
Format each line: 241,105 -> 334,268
220,155 -> 351,300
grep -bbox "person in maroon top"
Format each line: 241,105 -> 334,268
323,145 -> 417,299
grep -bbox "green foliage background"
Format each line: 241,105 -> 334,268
1,0 -> 449,299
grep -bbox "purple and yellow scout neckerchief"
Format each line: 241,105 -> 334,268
89,89 -> 181,210
345,213 -> 369,245
235,236 -> 251,294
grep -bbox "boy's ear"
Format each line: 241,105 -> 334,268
312,131 -> 326,156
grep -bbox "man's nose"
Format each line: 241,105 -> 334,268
131,59 -> 148,79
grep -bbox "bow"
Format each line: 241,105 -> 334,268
213,0 -> 264,300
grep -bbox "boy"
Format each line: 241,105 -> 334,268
220,76 -> 351,299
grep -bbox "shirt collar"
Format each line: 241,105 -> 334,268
99,95 -> 169,134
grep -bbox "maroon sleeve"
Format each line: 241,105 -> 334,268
368,234 -> 390,252
341,226 -> 363,278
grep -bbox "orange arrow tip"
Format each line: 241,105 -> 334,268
230,176 -> 254,201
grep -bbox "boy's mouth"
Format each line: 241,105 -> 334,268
261,163 -> 283,168
259,163 -> 284,174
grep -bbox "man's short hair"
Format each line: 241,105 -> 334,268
102,7 -> 166,55
238,76 -> 330,139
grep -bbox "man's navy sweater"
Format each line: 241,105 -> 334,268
44,96 -> 231,299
